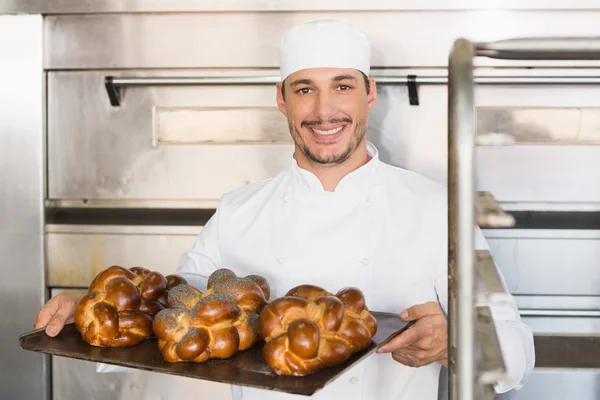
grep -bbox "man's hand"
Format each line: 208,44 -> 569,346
34,290 -> 86,337
376,301 -> 448,368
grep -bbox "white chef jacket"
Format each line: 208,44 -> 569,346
98,141 -> 535,400
175,141 -> 535,400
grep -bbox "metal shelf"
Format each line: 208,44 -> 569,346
476,192 -> 516,228
473,384 -> 497,400
447,36 -> 600,400
475,306 -> 507,384
475,251 -> 512,306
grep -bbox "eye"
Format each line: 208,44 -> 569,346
338,85 -> 353,91
296,88 -> 312,94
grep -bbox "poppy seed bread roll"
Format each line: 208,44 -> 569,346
153,268 -> 270,362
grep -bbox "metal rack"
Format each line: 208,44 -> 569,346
447,37 -> 600,400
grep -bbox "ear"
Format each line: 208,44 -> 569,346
276,82 -> 288,117
367,76 -> 377,111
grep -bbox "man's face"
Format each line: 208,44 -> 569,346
276,68 -> 377,167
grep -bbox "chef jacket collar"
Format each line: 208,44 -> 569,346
290,141 -> 380,193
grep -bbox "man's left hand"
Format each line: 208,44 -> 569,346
376,301 -> 448,368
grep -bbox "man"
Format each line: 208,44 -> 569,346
35,19 -> 534,400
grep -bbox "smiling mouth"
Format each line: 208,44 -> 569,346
310,126 -> 345,136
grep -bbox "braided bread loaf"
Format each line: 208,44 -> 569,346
153,268 -> 270,362
257,284 -> 377,376
74,265 -> 187,347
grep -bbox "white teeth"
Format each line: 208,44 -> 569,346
312,126 -> 344,135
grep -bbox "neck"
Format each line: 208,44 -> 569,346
296,142 -> 371,192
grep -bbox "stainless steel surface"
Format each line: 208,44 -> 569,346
520,316 -> 600,335
447,37 -> 476,400
43,12 -> 600,70
6,0 -> 600,14
45,224 -> 203,235
476,145 -> 600,203
45,199 -> 221,209
154,107 -> 291,146
476,132 -> 515,146
519,309 -> 600,318
475,251 -> 512,306
107,74 -> 600,107
475,307 -> 507,384
498,370 -> 600,400
110,75 -> 600,86
516,295 -> 600,334
46,66 -> 600,205
485,234 -> 600,296
112,76 -> 282,85
514,294 -> 600,310
51,287 -> 231,400
498,202 -> 600,212
478,38 -> 600,60
478,107 -> 600,144
0,15 -> 47,400
46,225 -> 201,288
47,70 -> 294,203
476,192 -> 516,228
483,229 -> 600,239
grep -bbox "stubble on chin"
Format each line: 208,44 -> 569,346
288,118 -> 367,167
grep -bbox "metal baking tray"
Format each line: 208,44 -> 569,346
20,311 -> 413,396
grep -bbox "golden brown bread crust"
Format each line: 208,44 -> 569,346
257,284 -> 377,376
74,265 -> 187,347
153,268 -> 270,363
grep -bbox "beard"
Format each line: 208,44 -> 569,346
289,117 -> 367,166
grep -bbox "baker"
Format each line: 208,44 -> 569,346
34,19 -> 535,400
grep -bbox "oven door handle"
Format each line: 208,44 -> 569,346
519,309 -> 600,318
103,74 -> 600,107
103,74 -> 438,107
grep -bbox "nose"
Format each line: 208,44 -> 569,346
314,90 -> 335,120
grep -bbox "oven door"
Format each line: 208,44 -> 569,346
46,69 -> 294,209
485,229 -> 600,400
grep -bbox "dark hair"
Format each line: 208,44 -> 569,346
281,71 -> 371,98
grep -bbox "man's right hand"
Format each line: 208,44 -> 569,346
34,290 -> 86,337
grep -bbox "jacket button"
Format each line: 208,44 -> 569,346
361,258 -> 370,266
283,196 -> 290,203
350,376 -> 359,384
366,197 -> 375,205
277,258 -> 286,265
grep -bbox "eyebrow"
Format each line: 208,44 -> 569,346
332,75 -> 358,82
289,79 -> 313,87
289,75 -> 358,87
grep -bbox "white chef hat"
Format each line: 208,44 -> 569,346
279,19 -> 371,81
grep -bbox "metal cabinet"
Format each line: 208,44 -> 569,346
485,230 -> 600,297
485,229 -> 600,400
498,370 -> 600,400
